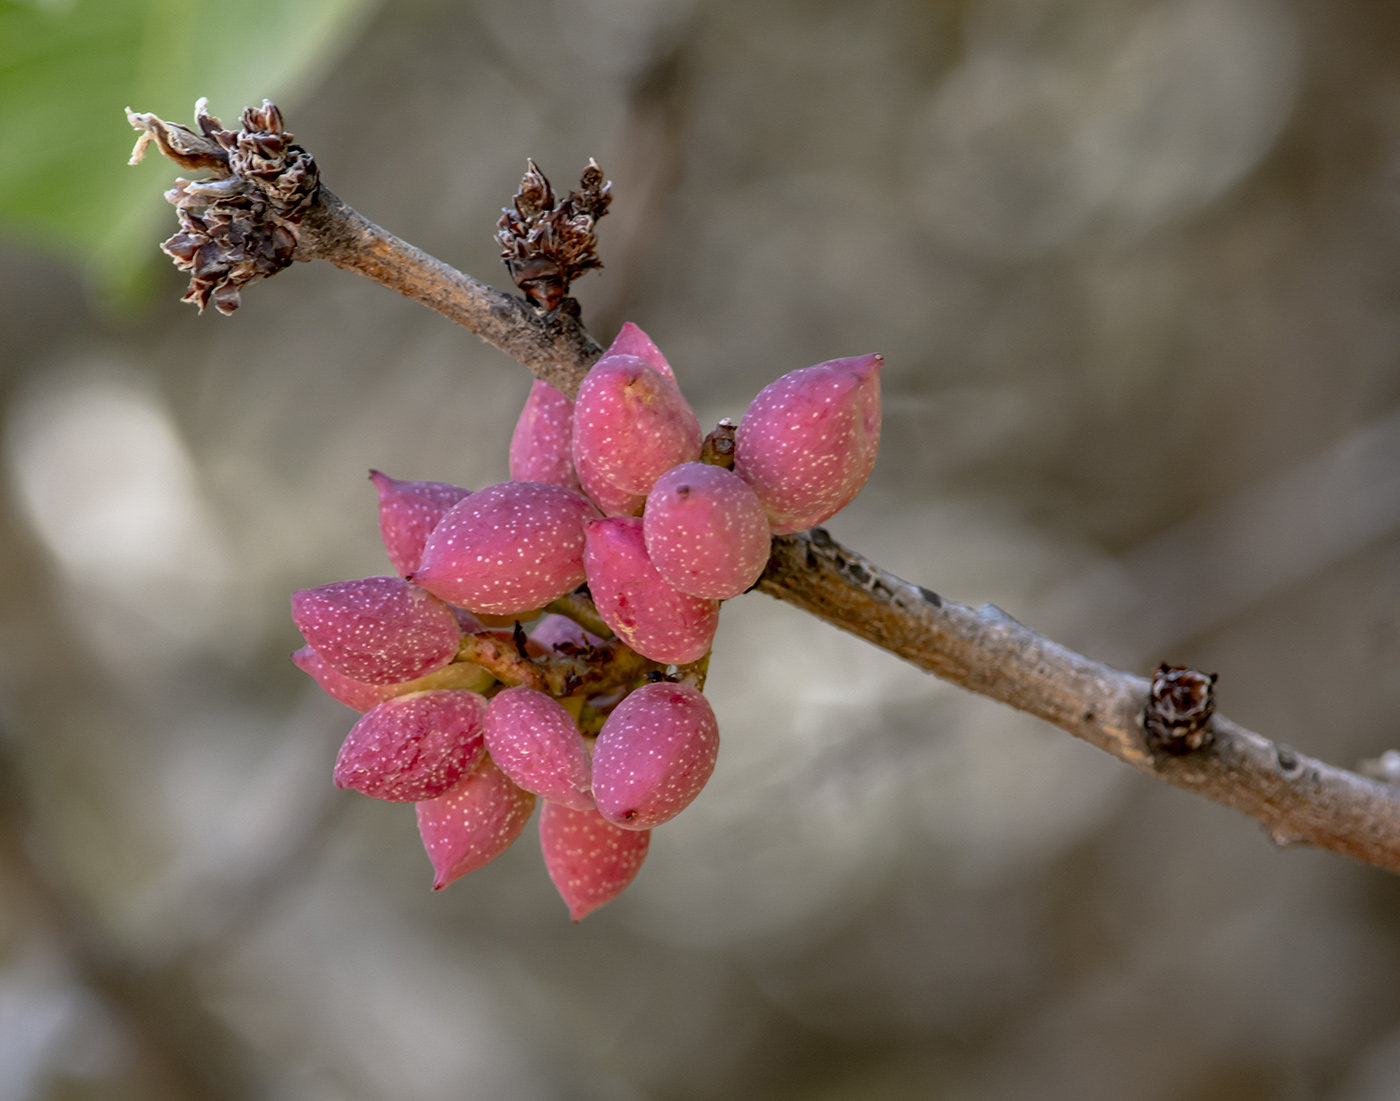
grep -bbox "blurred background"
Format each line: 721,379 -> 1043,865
3,0 -> 1400,1097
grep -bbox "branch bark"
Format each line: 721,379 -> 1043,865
134,118 -> 1400,877
297,189 -> 602,399
757,531 -> 1400,873
295,188 -> 1400,875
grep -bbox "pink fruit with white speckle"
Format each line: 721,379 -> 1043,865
291,576 -> 462,684
293,646 -> 496,712
370,471 -> 472,578
292,646 -> 393,712
539,801 -> 650,921
643,462 -> 772,599
417,756 -> 536,889
575,447 -> 646,517
334,689 -> 487,802
733,354 -> 882,534
410,481 -> 599,615
583,517 -> 718,664
605,322 -> 675,384
571,354 -> 702,497
592,682 -> 719,830
483,687 -> 593,810
509,381 -> 580,492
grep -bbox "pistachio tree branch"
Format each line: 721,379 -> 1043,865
297,188 -> 603,399
126,101 -> 601,395
756,531 -> 1400,874
129,103 -> 1400,875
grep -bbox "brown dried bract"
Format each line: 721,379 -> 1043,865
496,159 -> 611,312
127,99 -> 320,315
1143,663 -> 1218,755
700,419 -> 737,469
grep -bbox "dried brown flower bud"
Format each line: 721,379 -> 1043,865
1143,663 -> 1218,755
700,419 -> 738,469
127,99 -> 320,315
126,101 -> 230,174
496,159 -> 611,312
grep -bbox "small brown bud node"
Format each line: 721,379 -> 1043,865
1144,663 -> 1218,755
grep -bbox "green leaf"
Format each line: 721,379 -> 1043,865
0,0 -> 379,300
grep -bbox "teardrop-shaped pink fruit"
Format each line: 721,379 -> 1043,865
509,381 -> 580,492
293,646 -> 496,712
733,354 -> 882,534
605,322 -> 676,384
370,471 -> 472,578
643,462 -> 772,599
583,518 -> 718,664
417,756 -> 536,889
291,576 -> 462,684
576,446 -> 646,517
292,646 -> 394,712
571,354 -> 702,497
411,481 -> 600,615
592,682 -> 719,830
483,688 -> 593,810
334,689 -> 487,802
539,801 -> 650,921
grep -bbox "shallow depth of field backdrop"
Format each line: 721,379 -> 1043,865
3,1 -> 1400,1099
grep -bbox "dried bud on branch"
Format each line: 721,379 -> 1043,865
699,419 -> 738,469
127,99 -> 320,315
496,159 -> 612,312
1143,663 -> 1218,755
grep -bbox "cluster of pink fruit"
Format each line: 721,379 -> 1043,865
290,323 -> 881,920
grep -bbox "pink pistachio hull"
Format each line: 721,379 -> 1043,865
583,517 -> 718,664
591,682 -> 719,830
416,756 -> 537,889
643,462 -> 772,599
483,687 -> 594,811
571,353 -> 702,497
291,576 -> 462,684
370,471 -> 472,578
733,354 -> 882,534
509,380 -> 580,492
334,689 -> 487,802
539,801 -> 650,921
411,481 -> 599,615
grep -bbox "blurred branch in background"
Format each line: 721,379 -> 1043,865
0,716 -> 260,1101
0,709 -> 349,1101
1035,404 -> 1400,664
586,8 -> 697,338
123,99 -> 1400,877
